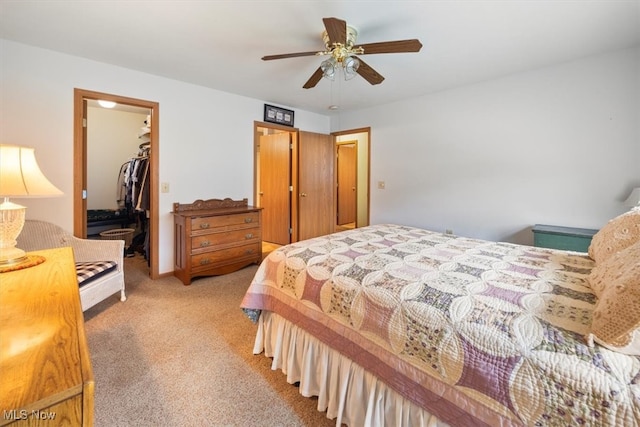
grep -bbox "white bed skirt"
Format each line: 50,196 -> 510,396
254,311 -> 450,427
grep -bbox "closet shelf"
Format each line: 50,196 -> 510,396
138,126 -> 150,138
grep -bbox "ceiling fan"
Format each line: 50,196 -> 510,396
262,17 -> 422,89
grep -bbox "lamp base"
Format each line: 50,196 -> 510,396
0,198 -> 27,265
0,247 -> 27,265
0,254 -> 45,273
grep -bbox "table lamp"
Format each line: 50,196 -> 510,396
0,144 -> 63,267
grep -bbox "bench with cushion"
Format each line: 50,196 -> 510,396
17,220 -> 126,312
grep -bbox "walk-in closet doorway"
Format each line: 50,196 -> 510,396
73,89 -> 160,279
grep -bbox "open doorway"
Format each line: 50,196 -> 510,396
73,89 -> 160,279
336,141 -> 357,231
333,128 -> 370,230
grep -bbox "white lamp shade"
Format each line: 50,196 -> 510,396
624,187 -> 640,208
343,56 -> 360,81
321,58 -> 337,79
0,144 -> 63,197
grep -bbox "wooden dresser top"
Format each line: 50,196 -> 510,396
0,247 -> 93,420
172,198 -> 261,218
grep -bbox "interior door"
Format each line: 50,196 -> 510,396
297,131 -> 334,241
337,143 -> 357,225
259,132 -> 291,245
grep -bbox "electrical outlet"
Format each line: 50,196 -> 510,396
161,182 -> 170,193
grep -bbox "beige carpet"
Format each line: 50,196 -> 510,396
83,255 -> 335,427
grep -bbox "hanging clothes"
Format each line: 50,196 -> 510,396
118,142 -> 151,261
117,154 -> 150,214
135,159 -> 150,212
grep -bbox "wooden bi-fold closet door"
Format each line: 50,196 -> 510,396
259,132 -> 291,246
297,131 -> 335,241
255,126 -> 335,245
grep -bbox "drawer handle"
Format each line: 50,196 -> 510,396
199,223 -> 210,229
245,249 -> 255,254
245,233 -> 254,239
200,259 -> 211,265
200,241 -> 211,247
244,217 -> 253,223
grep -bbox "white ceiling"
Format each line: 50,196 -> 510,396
1,1 -> 639,114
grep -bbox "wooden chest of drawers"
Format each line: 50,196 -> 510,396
173,198 -> 262,285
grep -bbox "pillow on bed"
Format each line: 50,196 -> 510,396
588,240 -> 640,355
588,209 -> 640,264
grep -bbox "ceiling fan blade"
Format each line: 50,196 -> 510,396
356,39 -> 423,55
355,58 -> 385,85
323,17 -> 346,45
303,67 -> 324,89
262,51 -> 320,61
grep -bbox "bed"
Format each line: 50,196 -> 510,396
241,212 -> 640,426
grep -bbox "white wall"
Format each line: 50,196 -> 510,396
334,47 -> 640,245
0,39 -> 329,274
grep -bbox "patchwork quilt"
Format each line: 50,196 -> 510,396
241,224 -> 640,426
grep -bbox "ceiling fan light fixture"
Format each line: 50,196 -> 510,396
262,17 -> 422,89
343,56 -> 360,80
321,58 -> 337,80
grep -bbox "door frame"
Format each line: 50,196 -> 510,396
73,88 -> 160,279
